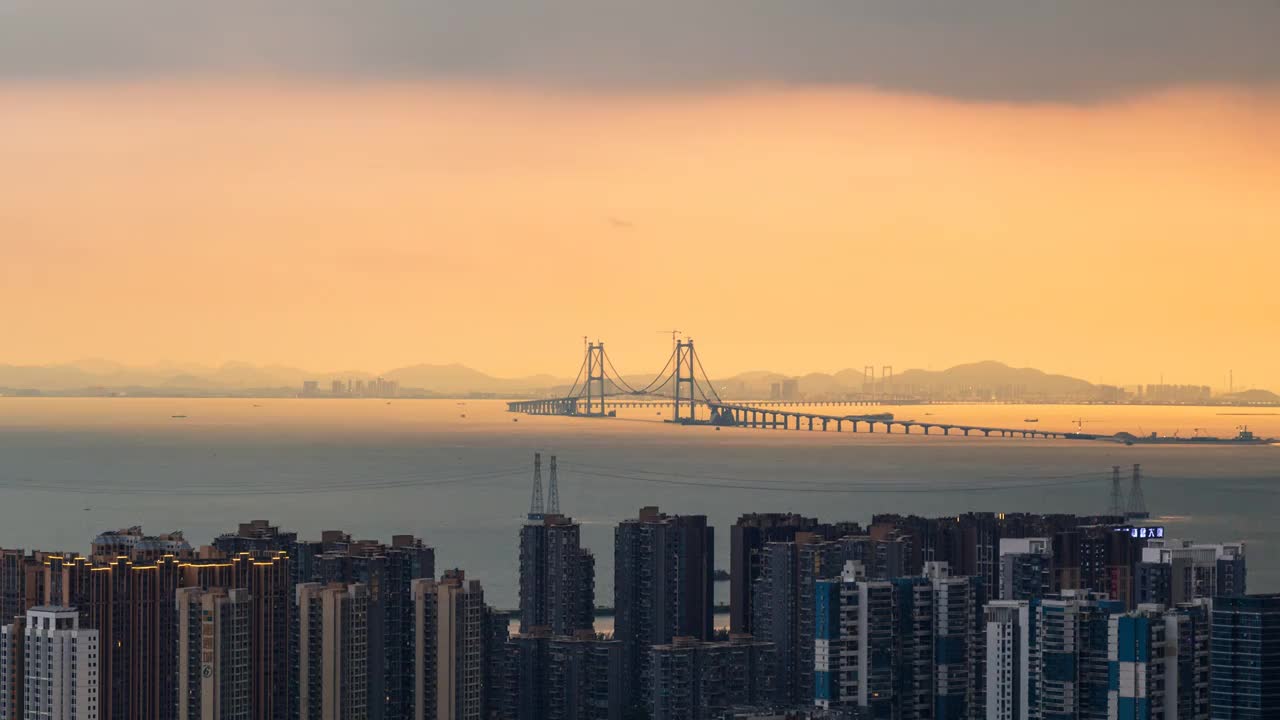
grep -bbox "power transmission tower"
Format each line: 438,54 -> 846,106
547,455 -> 560,515
528,452 -> 544,520
1126,463 -> 1149,519
1109,465 -> 1124,518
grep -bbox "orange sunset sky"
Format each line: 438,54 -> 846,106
1,3 -> 1278,388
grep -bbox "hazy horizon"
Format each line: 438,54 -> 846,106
2,3 -> 1277,388
0,352 -> 1272,396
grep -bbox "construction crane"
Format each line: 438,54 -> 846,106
657,330 -> 682,352
1071,418 -> 1103,432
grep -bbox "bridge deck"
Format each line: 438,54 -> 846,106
506,397 -> 1077,440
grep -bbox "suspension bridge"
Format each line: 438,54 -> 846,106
507,339 -> 1078,440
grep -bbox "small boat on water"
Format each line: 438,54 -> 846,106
1024,418 -> 1039,423
171,415 -> 187,419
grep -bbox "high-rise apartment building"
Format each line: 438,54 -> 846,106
518,515 -> 594,636
0,607 -> 98,720
1210,594 -> 1280,720
985,600 -> 1031,720
1031,591 -> 1122,720
926,562 -> 987,720
730,514 -> 824,635
649,635 -> 776,720
482,609 -> 510,720
1107,603 -> 1210,720
504,628 -> 622,720
0,550 -> 50,628
814,561 -> 864,713
43,553 -> 183,720
614,507 -> 714,709
90,527 -> 193,563
177,551 -> 294,720
215,521 -> 436,720
177,587 -> 252,720
813,562 -> 983,720
547,632 -> 622,720
411,571 -> 486,720
306,532 -> 436,720
295,583 -> 370,720
999,539 -> 1053,602
1137,540 -> 1246,607
832,575 -> 932,720
750,535 -> 844,705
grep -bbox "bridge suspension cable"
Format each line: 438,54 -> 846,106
562,354 -> 589,400
601,347 -> 642,395
692,349 -> 722,404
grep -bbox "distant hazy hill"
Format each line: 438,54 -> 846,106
711,361 -> 1096,399
1219,388 -> 1280,404
889,361 -> 1096,395
382,363 -> 565,394
713,369 -> 869,398
0,360 -> 353,392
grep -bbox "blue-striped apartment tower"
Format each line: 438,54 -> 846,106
1210,594 -> 1280,720
1107,602 -> 1211,720
1031,590 -> 1123,720
891,575 -> 936,720
986,600 -> 1032,720
859,580 -> 899,719
814,561 -> 864,712
925,562 -> 987,720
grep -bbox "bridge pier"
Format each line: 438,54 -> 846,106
807,417 -> 814,431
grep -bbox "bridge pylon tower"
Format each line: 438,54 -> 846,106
673,339 -> 698,423
585,342 -> 606,416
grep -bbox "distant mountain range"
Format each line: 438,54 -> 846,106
0,359 -> 565,395
1,358 -> 1274,402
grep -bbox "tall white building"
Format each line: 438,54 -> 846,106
984,600 -> 1030,720
0,606 -> 99,720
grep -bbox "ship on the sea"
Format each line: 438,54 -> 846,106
1114,426 -> 1274,446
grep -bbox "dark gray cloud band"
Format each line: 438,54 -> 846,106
1,1 -> 1277,101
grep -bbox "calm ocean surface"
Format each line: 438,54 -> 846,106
1,397 -> 1277,609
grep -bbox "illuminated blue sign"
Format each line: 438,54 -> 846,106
1115,526 -> 1164,539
